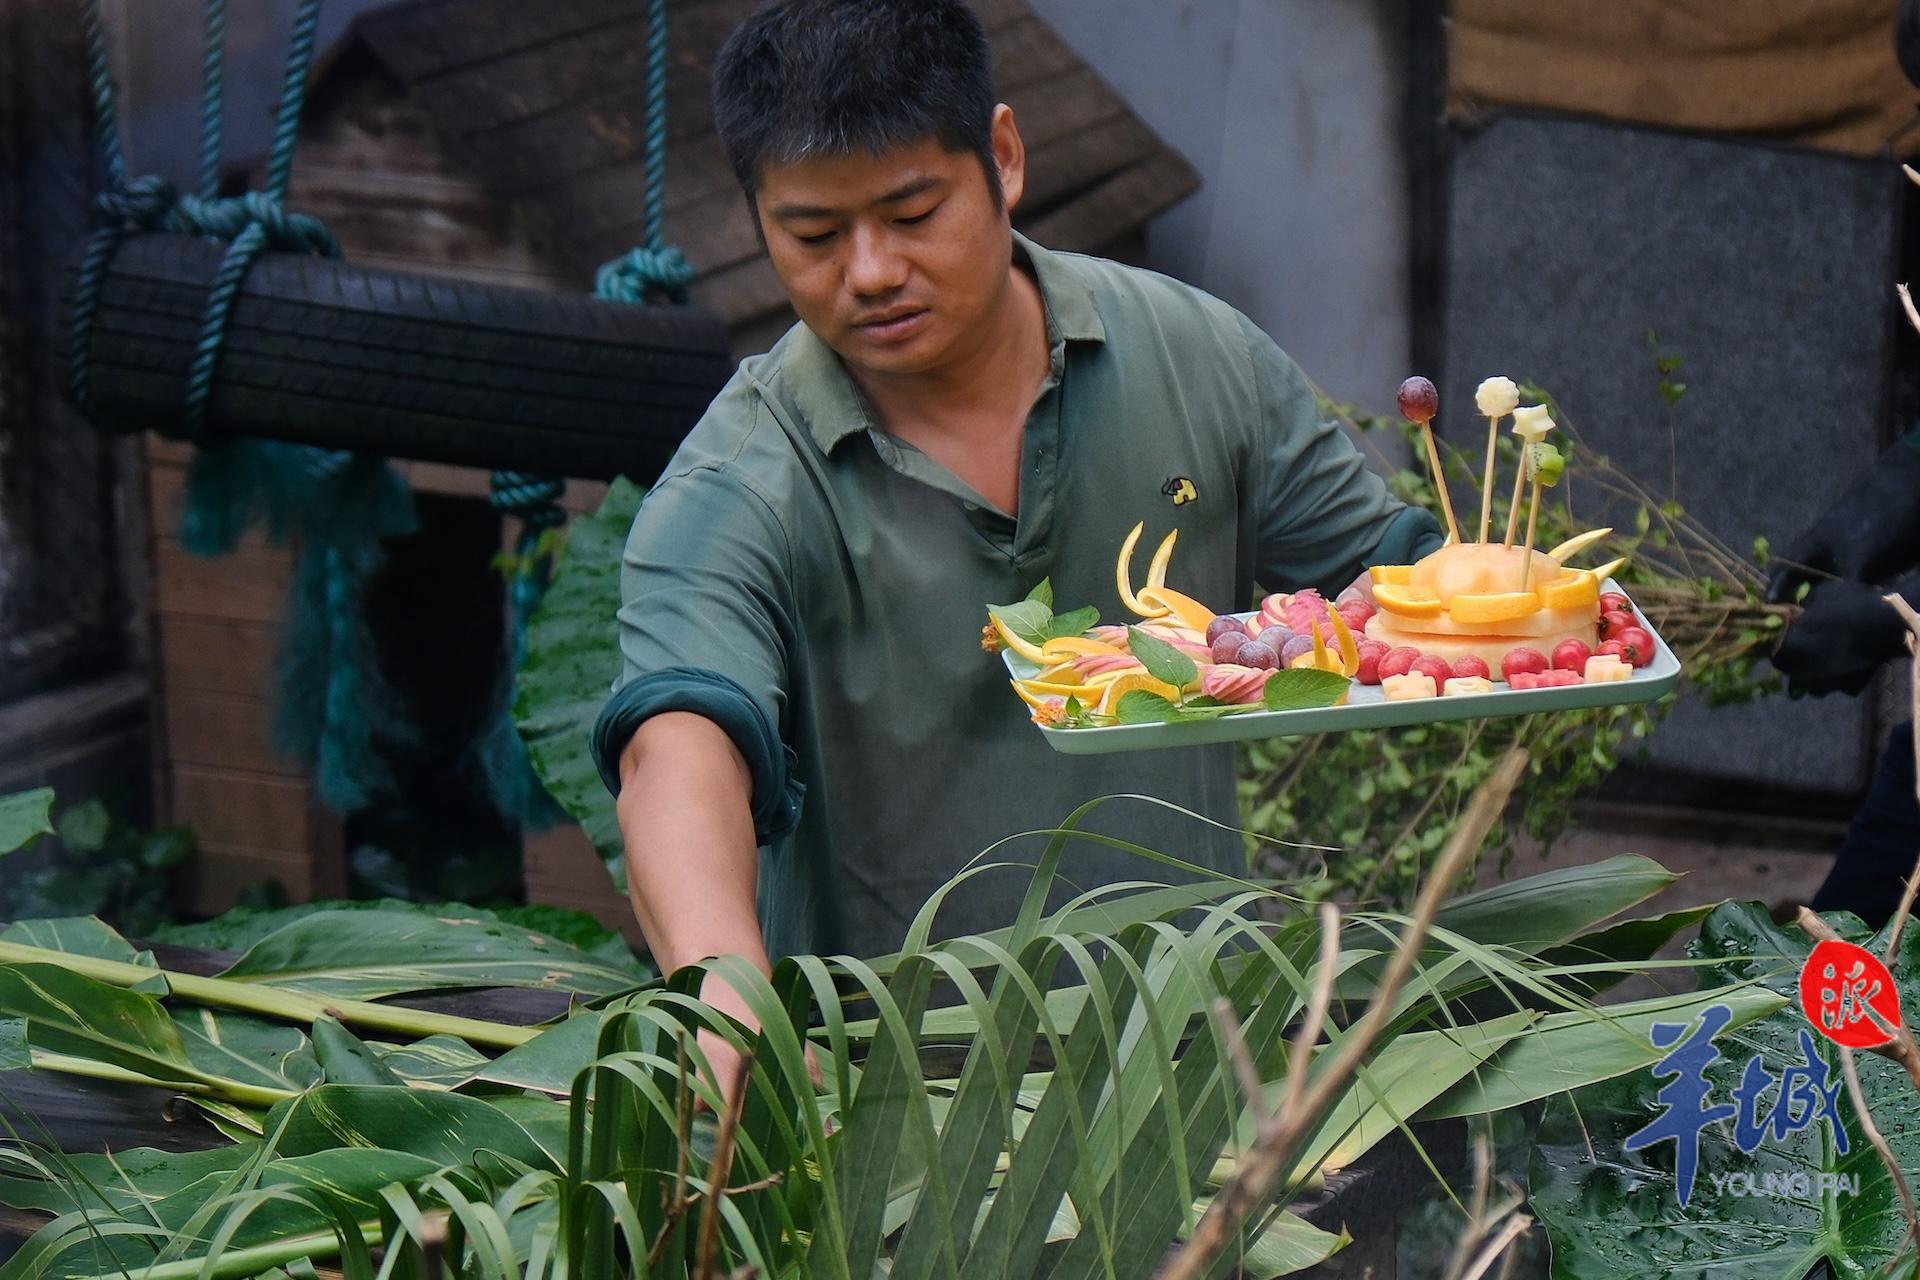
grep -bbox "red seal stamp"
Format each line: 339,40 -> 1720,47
1798,939 -> 1901,1049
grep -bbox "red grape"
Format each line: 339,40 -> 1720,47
1501,647 -> 1548,682
1355,639 -> 1390,685
1614,626 -> 1655,668
1206,615 -> 1249,645
1378,646 -> 1422,680
1599,609 -> 1633,637
1598,592 -> 1630,614
1551,639 -> 1593,672
1451,655 -> 1491,680
1597,638 -> 1627,660
1236,639 -> 1280,670
1397,375 -> 1439,423
1411,655 -> 1453,684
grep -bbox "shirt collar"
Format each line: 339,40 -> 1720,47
779,231 -> 1107,456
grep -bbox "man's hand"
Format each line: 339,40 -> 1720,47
1771,576 -> 1916,697
615,712 -> 819,1109
1766,444 -> 1920,606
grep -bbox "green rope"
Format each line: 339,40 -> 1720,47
479,0 -> 694,830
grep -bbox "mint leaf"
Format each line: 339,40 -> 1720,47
1262,668 -> 1349,711
1115,691 -> 1183,724
988,600 -> 1053,647
1126,626 -> 1198,690
1026,578 -> 1054,608
1045,606 -> 1100,639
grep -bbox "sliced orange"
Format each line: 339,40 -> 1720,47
1327,610 -> 1361,677
1136,585 -> 1215,633
1539,571 -> 1599,611
1369,563 -> 1414,587
1035,661 -> 1086,686
1145,528 -> 1179,590
1372,584 -> 1443,618
1097,672 -> 1181,715
1040,636 -> 1123,661
1447,591 -> 1540,624
1114,522 -> 1170,619
1017,678 -> 1090,702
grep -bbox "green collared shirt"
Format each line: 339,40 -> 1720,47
593,234 -> 1441,959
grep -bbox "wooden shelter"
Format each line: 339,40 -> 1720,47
149,0 -> 1200,933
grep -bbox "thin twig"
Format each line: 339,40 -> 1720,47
1284,903 -> 1342,1120
1158,749 -> 1530,1279
1796,909 -> 1920,1092
1841,1047 -> 1919,1255
1455,1214 -> 1534,1280
693,1056 -> 752,1279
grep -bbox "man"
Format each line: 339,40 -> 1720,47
1768,432 -> 1920,926
591,0 -> 1441,1015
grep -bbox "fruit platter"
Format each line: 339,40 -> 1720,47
984,375 -> 1680,755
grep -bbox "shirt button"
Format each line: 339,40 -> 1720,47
964,501 -> 979,511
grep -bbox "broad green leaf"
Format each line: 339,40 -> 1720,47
517,477 -> 644,876
0,1019 -> 26,1071
172,1007 -> 319,1096
1126,625 -> 1198,688
1261,669 -> 1348,711
0,917 -> 152,967
0,788 -> 54,855
375,1033 -> 489,1089
1432,853 -> 1679,951
1540,904 -> 1717,998
1026,578 -> 1053,608
215,910 -> 642,999
310,1016 -> 404,1087
0,963 -> 198,1087
460,1009 -> 604,1094
1528,901 -> 1918,1278
1228,1209 -> 1349,1278
269,1085 -> 560,1175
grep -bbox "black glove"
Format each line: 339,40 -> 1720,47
1766,443 -> 1920,605
1771,573 -> 1920,698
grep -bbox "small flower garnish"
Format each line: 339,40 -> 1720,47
1030,697 -> 1068,727
981,623 -> 1001,653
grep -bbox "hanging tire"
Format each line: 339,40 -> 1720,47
62,233 -> 736,481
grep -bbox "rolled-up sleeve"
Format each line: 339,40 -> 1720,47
1241,314 -> 1444,590
589,464 -> 805,846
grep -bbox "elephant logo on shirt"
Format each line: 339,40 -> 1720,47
1162,476 -> 1198,506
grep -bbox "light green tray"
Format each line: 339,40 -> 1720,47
1004,581 -> 1681,756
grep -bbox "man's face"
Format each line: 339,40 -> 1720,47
753,106 -> 1027,379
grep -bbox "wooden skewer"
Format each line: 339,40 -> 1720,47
1520,477 -> 1544,591
1502,461 -> 1526,548
1479,417 -> 1499,543
1420,423 -> 1461,545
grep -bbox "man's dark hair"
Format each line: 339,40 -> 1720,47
712,0 -> 1001,206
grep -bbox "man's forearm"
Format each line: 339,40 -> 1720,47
616,712 -> 768,976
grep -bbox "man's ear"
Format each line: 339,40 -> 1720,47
991,103 -> 1026,213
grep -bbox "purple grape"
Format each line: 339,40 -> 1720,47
1280,634 -> 1317,665
1398,375 -> 1439,423
1205,615 -> 1248,645
1256,625 -> 1294,654
1210,633 -> 1246,664
1235,639 -> 1279,670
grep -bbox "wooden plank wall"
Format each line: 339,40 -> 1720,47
145,436 -> 345,914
